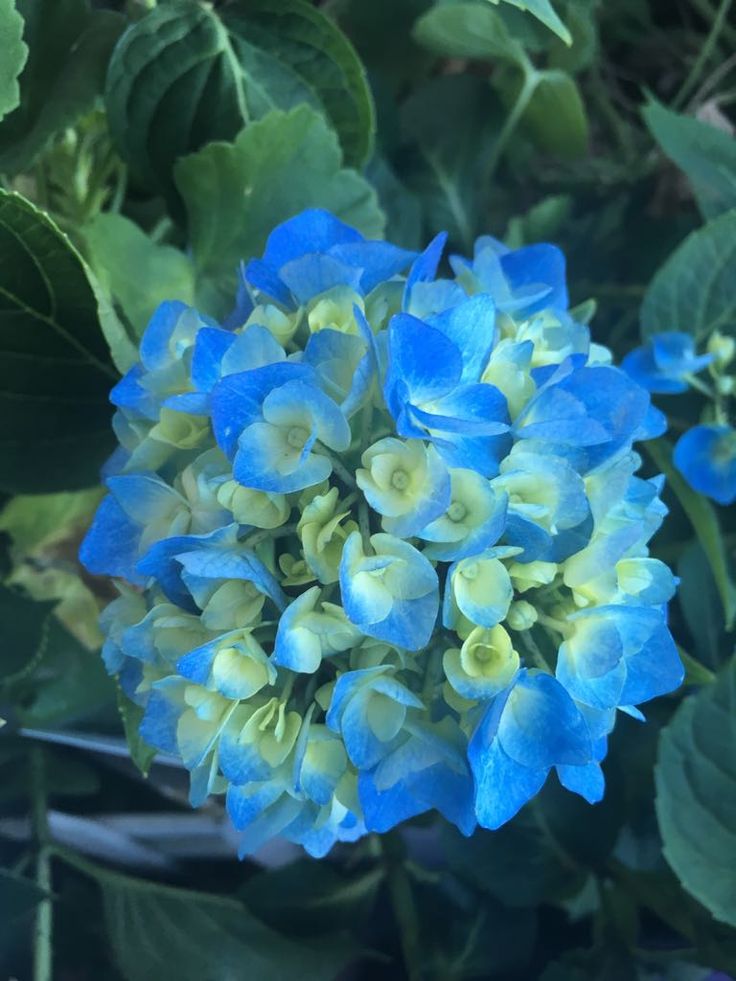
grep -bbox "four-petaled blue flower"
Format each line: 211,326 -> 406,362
622,331 -> 712,394
674,424 -> 736,505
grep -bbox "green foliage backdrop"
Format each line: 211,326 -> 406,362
0,0 -> 735,978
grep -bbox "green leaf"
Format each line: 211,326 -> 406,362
0,868 -> 48,952
499,68 -> 588,159
491,0 -> 572,44
175,106 -> 384,314
644,439 -> 736,631
0,746 -> 101,803
242,860 -> 382,934
82,213 -> 195,341
0,190 -> 116,494
366,155 -> 423,251
526,70 -> 588,158
401,74 -> 500,250
505,193 -> 573,248
612,863 -> 736,975
643,99 -> 736,221
61,853 -> 354,981
412,2 -> 526,64
0,0 -> 123,174
117,687 -> 157,777
105,0 -> 374,209
443,808 -> 584,908
0,0 -> 28,123
641,210 -> 736,343
0,487 -> 103,553
677,541 -> 729,669
0,583 -> 54,683
546,2 -> 598,74
15,618 -> 114,726
656,658 -> 736,928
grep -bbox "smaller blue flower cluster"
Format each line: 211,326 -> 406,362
81,210 -> 683,857
624,331 -> 736,505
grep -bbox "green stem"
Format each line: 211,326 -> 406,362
675,0 -> 735,108
30,749 -> 52,981
242,522 -> 298,550
485,66 -> 539,186
315,445 -> 357,489
380,834 -> 423,981
687,0 -> 736,52
358,499 -> 372,552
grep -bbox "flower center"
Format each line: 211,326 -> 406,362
447,500 -> 467,522
287,425 -> 309,449
391,468 -> 410,491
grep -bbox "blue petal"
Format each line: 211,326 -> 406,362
556,761 -> 605,803
469,734 -> 548,830
674,424 -> 736,505
210,362 -> 313,457
191,327 -> 236,394
500,243 -> 568,315
385,313 -> 463,413
404,232 -> 447,304
278,254 -> 362,304
79,495 -> 145,584
429,294 -> 496,383
329,240 -> 416,293
497,671 -> 593,768
262,209 -> 363,268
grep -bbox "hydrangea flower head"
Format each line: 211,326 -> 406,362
81,209 -> 683,856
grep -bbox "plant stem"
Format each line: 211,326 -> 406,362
30,748 -> 52,981
380,834 -> 423,981
484,65 -> 539,186
688,0 -> 736,51
315,444 -> 357,488
675,0 -> 734,108
358,499 -> 372,552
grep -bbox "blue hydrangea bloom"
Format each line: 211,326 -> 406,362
674,424 -> 736,505
80,208 -> 682,858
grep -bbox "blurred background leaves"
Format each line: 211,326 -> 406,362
0,0 -> 735,978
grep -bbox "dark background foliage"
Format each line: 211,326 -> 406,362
0,0 -> 735,978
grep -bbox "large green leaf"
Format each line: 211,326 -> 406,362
82,212 -> 195,341
412,2 -> 526,64
443,809 -> 584,908
641,210 -> 736,342
175,105 -> 384,314
0,0 -> 28,123
0,0 -> 123,174
0,190 -> 115,493
491,0 -> 571,44
643,99 -> 736,221
105,0 -> 374,209
655,657 -> 736,927
61,854 -> 354,981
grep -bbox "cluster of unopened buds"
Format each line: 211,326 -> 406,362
82,209 -> 683,857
